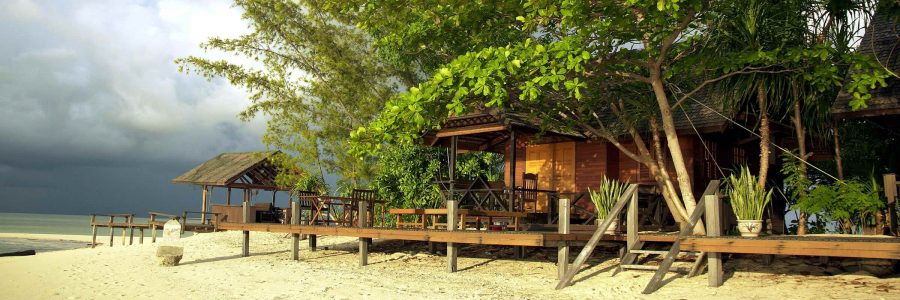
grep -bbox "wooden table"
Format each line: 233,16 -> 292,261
389,208 -> 426,228
423,209 -> 527,231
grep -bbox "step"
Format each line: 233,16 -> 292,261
620,264 -> 659,271
630,249 -> 698,256
620,264 -> 689,272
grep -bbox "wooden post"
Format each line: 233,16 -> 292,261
447,199 -> 458,273
706,192 -> 723,287
150,214 -> 157,243
226,187 -> 232,205
884,174 -> 897,236
90,215 -> 97,248
121,227 -> 126,246
621,188 -> 641,267
508,130 -> 517,211
108,216 -> 114,247
557,198 -> 570,279
201,185 -> 209,225
128,215 -> 134,245
446,136 -> 458,273
291,200 -> 300,261
139,228 -> 144,244
359,200 -> 369,266
242,189 -> 250,257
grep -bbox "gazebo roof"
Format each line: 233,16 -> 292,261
172,151 -> 285,190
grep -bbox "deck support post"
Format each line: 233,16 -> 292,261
309,235 -> 317,251
706,192 -> 723,287
557,198 -> 570,279
446,200 -> 458,272
359,200 -> 369,266
291,200 -> 300,261
242,190 -> 250,257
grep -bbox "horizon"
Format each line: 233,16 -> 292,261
0,0 -> 274,215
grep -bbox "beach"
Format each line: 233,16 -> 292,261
0,231 -> 896,299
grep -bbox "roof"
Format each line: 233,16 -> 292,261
172,151 -> 283,188
833,11 -> 900,118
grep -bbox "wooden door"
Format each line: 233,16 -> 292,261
524,142 -> 576,212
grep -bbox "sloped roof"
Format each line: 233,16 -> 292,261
833,11 -> 900,118
173,151 -> 281,187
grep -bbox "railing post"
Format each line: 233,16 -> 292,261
621,187 -> 640,266
90,214 -> 97,248
884,174 -> 897,236
706,189 -> 723,287
291,200 -> 300,261
108,216 -> 114,247
359,200 -> 369,266
557,198 -> 570,279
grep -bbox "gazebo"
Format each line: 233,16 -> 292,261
173,151 -> 292,225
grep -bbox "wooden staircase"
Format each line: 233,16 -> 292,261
556,181 -> 723,294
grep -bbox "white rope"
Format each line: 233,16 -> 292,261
679,106 -> 727,179
686,96 -> 842,182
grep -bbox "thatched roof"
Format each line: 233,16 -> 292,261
833,11 -> 900,118
172,151 -> 283,189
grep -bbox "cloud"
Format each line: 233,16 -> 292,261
0,0 -> 271,214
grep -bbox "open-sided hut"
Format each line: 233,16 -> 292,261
173,151 -> 292,225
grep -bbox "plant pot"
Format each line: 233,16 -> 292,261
737,220 -> 763,237
596,218 -> 619,235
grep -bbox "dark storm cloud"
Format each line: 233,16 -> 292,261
0,0 -> 270,214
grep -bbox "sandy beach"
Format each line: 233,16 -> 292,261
0,231 -> 896,299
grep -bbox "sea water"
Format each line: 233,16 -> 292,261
0,212 -> 169,254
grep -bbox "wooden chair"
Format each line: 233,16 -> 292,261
351,189 -> 378,227
520,173 -> 538,212
294,190 -> 318,225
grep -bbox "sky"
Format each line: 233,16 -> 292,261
0,0 -> 270,215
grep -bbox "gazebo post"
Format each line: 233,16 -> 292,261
242,188 -> 250,257
508,129 -> 517,212
447,136 -> 458,273
201,185 -> 209,225
226,187 -> 231,205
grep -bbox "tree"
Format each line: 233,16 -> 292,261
177,0 -> 400,192
348,0 -> 890,235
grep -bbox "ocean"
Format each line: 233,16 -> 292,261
0,212 -> 169,254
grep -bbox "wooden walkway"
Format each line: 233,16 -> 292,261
217,222 -> 900,259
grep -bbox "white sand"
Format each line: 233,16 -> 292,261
0,231 -> 896,299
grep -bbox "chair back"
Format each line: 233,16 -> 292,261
294,190 -> 318,208
522,173 -> 538,211
351,189 -> 378,204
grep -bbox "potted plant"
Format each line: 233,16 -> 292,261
589,177 -> 629,234
726,166 -> 773,237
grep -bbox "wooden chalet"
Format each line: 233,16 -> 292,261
172,151 -> 292,225
423,100 -> 767,228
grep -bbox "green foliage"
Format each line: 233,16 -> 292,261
588,177 -> 629,220
372,144 -> 444,210
456,152 -> 505,181
270,152 -> 329,194
794,178 -> 884,232
177,0 -> 400,191
725,166 -> 773,220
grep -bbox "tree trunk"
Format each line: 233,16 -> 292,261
792,99 -> 809,235
757,84 -> 771,188
651,118 -> 690,224
649,65 -> 705,234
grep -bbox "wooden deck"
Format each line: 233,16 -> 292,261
217,222 -> 900,259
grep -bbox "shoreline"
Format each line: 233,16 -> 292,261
0,233 -> 95,243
